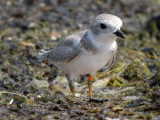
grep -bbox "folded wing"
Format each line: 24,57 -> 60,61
39,30 -> 87,63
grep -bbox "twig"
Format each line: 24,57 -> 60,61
0,91 -> 25,98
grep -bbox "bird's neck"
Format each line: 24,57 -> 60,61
80,30 -> 98,53
81,30 -> 117,53
87,30 -> 117,51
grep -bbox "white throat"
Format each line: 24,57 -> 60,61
87,29 -> 117,51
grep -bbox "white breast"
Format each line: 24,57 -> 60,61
55,30 -> 117,76
56,41 -> 117,76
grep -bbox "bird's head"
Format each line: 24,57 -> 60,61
89,14 -> 125,42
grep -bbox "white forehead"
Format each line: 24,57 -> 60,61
92,14 -> 123,28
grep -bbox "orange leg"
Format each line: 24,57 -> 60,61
88,75 -> 93,99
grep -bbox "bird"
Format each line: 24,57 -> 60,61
39,13 -> 125,99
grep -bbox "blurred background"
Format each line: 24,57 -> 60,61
0,0 -> 160,119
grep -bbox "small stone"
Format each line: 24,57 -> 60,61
50,30 -> 61,41
75,93 -> 80,97
31,79 -> 49,88
92,78 -> 110,90
112,107 -> 123,112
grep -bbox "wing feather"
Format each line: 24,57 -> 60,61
48,45 -> 79,62
39,30 -> 87,63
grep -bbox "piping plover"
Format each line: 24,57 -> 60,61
39,13 -> 125,99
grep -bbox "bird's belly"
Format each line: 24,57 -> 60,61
57,51 -> 112,75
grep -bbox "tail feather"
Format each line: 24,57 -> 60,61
38,49 -> 51,62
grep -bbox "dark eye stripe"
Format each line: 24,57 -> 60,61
100,23 -> 106,29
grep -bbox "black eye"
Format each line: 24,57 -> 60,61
100,23 -> 107,29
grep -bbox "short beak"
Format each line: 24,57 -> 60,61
114,30 -> 125,39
